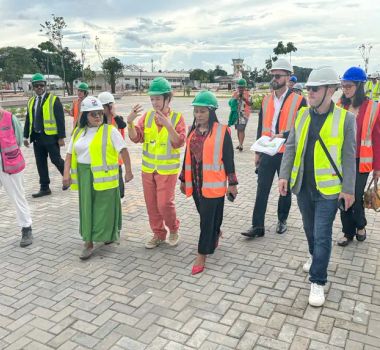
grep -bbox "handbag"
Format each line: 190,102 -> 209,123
363,178 -> 380,212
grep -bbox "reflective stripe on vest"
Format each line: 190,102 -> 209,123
28,94 -> 58,135
70,124 -> 119,191
141,110 -> 181,175
359,100 -> 380,172
0,111 -> 25,174
291,106 -> 346,195
184,123 -> 228,198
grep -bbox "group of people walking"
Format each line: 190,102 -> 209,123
1,61 -> 379,307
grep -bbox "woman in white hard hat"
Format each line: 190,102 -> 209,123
62,96 -> 134,260
98,91 -> 143,199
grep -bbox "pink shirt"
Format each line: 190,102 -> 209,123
130,110 -> 186,148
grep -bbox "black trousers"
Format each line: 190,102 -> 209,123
252,153 -> 291,227
33,139 -> 64,189
193,191 -> 224,255
340,159 -> 369,238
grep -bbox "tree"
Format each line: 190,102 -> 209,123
286,42 -> 297,63
272,41 -> 298,63
40,14 -> 68,94
83,65 -> 96,92
189,69 -> 209,86
102,57 -> 124,93
213,65 -> 227,77
0,47 -> 38,91
293,66 -> 312,82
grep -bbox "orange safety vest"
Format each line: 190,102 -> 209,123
232,90 -> 251,118
184,123 -> 228,198
261,92 -> 303,153
359,100 -> 380,172
72,99 -> 80,128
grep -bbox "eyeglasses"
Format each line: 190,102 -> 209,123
271,74 -> 288,80
88,111 -> 103,118
305,86 -> 321,92
33,83 -> 45,88
341,84 -> 355,90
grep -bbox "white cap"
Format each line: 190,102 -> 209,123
305,66 -> 340,87
98,91 -> 115,105
270,58 -> 293,74
80,96 -> 104,112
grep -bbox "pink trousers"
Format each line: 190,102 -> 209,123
142,172 -> 180,239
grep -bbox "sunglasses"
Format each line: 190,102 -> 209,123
33,83 -> 45,88
305,86 -> 321,92
271,74 -> 288,80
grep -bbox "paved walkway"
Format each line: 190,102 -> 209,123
1,96 -> 379,350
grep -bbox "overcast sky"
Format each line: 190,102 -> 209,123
1,0 -> 379,75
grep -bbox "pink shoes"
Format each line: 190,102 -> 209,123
191,265 -> 205,275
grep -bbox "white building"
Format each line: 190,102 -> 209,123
18,74 -> 64,91
74,70 -> 190,91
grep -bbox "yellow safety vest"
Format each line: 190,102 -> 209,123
141,110 -> 182,175
70,124 -> 119,191
28,94 -> 58,135
290,106 -> 346,196
365,80 -> 380,100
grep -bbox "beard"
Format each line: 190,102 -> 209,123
271,80 -> 286,90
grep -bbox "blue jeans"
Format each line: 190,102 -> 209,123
297,188 -> 338,285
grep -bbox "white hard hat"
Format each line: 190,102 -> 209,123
98,91 -> 115,105
293,83 -> 303,91
305,66 -> 340,87
80,96 -> 104,112
270,58 -> 293,74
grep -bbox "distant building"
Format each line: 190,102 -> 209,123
18,74 -> 64,91
75,70 -> 191,91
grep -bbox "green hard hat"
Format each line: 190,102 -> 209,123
237,78 -> 247,87
192,90 -> 218,109
148,77 -> 172,95
78,82 -> 89,91
31,73 -> 46,83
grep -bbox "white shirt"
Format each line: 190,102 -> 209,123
68,126 -> 127,164
271,88 -> 288,135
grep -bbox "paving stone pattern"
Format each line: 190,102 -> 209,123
0,96 -> 380,349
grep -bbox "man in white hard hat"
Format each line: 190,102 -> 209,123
278,66 -> 356,307
365,72 -> 380,100
242,58 -> 307,239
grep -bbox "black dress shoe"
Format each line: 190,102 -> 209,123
356,229 -> 367,242
276,221 -> 287,234
241,227 -> 265,238
32,189 -> 52,198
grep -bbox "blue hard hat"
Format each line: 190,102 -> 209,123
290,75 -> 297,83
341,66 -> 367,82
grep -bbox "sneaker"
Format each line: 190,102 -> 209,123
20,226 -> 33,247
309,283 -> 325,307
168,232 -> 180,246
303,255 -> 312,273
145,236 -> 164,249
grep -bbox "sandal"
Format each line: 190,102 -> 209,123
337,236 -> 353,247
356,229 -> 367,242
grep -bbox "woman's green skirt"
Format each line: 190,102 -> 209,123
77,163 -> 121,242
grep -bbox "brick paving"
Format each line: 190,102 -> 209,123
0,96 -> 380,350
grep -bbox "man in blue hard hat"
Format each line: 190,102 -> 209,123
289,75 -> 297,90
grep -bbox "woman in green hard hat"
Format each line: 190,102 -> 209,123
231,78 -> 252,151
127,77 -> 186,249
179,90 -> 238,275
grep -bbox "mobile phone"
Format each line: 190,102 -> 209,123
227,192 -> 235,202
338,198 -> 345,211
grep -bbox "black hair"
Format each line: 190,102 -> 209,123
340,81 -> 366,108
188,107 -> 219,137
